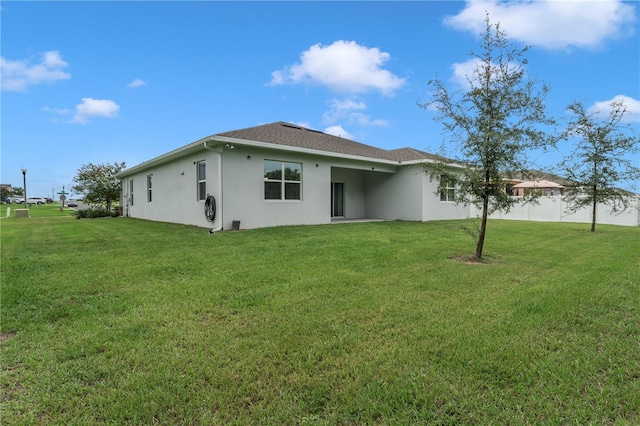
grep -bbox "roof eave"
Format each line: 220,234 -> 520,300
116,135 -> 222,178
213,135 -> 404,165
116,133 -> 452,179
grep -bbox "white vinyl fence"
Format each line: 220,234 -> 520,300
470,195 -> 640,227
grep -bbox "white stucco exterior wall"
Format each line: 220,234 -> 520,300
419,170 -> 470,221
120,142 -> 467,229
119,143 -> 409,230
220,147 -> 331,229
120,146 -> 331,230
364,167 -> 423,221
364,166 -> 470,222
216,146 -> 406,229
121,150 -> 221,229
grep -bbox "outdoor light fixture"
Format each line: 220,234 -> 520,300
21,168 -> 27,209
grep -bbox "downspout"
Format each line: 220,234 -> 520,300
204,138 -> 224,232
121,179 -> 126,217
125,177 -> 130,217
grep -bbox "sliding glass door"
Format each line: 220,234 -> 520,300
331,182 -> 344,218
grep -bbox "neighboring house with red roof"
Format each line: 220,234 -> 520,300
485,176 -> 639,226
511,179 -> 565,197
116,122 -> 469,230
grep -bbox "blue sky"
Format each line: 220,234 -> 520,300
2,1 -> 639,198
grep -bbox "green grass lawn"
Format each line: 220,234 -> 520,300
1,212 -> 639,425
0,202 -> 76,219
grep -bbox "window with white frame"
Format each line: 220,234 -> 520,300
147,174 -> 153,202
264,160 -> 302,200
197,161 -> 206,201
440,175 -> 456,202
130,179 -> 134,206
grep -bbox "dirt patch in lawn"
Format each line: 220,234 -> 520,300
0,331 -> 17,345
449,253 -> 499,265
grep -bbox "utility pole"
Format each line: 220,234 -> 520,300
21,168 -> 27,209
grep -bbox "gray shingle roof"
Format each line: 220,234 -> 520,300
388,147 -> 442,162
218,121 -> 438,162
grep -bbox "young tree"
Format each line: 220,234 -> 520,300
0,186 -> 10,202
72,162 -> 125,211
419,15 -> 555,260
559,99 -> 640,232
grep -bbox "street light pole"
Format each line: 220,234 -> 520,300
21,168 -> 27,209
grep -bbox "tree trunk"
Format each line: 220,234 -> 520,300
590,192 -> 597,233
475,195 -> 489,260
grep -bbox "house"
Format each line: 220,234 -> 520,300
116,122 -> 469,230
482,175 -> 639,226
511,179 -> 565,197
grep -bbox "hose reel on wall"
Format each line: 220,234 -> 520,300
204,195 -> 216,222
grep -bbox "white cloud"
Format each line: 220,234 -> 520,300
588,95 -> 640,123
450,59 -> 482,89
323,98 -> 367,123
332,98 -> 367,114
445,0 -> 637,50
42,106 -> 71,123
1,50 -> 71,91
348,113 -> 388,127
71,98 -> 120,124
324,125 -> 354,140
449,58 -> 522,90
42,106 -> 70,116
269,40 -> 406,95
127,79 -> 147,88
323,97 -> 389,127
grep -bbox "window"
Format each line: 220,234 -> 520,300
440,175 -> 456,202
264,160 -> 301,200
130,180 -> 134,206
147,174 -> 152,202
197,161 -> 206,201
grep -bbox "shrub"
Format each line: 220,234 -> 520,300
73,207 -> 119,219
